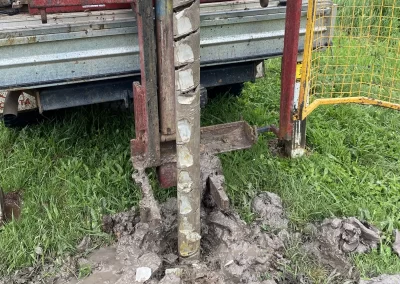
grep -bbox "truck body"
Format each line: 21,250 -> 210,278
0,0 -> 333,115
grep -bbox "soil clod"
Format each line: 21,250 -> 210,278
252,192 -> 288,231
392,229 -> 400,257
304,217 -> 380,278
0,189 -> 22,226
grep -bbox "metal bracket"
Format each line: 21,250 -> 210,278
130,0 -> 161,169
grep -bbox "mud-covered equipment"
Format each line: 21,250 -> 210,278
0,0 -> 336,262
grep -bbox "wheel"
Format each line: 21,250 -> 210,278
3,111 -> 42,128
207,83 -> 245,98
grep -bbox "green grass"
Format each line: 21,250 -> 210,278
1,2 -> 400,280
0,110 -> 139,272
310,0 -> 400,102
1,59 -> 400,281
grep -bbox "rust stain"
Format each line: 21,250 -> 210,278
5,36 -> 15,46
27,36 -> 37,44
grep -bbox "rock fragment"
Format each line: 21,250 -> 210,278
252,192 -> 288,231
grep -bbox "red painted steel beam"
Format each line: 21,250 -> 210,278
29,0 -> 232,9
279,0 -> 302,141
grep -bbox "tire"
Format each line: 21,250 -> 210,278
207,83 -> 245,98
3,111 -> 42,128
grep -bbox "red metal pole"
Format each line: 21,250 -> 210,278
279,0 -> 302,141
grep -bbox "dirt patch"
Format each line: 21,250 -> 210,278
267,139 -> 285,157
0,189 -> 22,226
304,217 -> 380,279
252,192 -> 288,232
50,192 -> 289,284
0,185 -> 388,284
86,196 -> 286,283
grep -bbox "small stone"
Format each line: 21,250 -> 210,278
34,246 -> 43,255
135,267 -> 152,282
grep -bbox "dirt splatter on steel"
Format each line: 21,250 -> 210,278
132,169 -> 162,229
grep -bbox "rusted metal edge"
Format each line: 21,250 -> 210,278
132,121 -> 258,170
278,0 -> 302,141
130,0 -> 161,169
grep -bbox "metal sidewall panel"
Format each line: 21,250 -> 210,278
0,1 -> 325,90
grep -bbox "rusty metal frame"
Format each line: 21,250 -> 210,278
130,0 -> 161,170
278,0 -> 303,142
157,121 -> 258,188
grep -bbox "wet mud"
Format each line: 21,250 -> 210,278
1,189 -> 399,284
304,217 -> 381,280
69,195 -> 287,284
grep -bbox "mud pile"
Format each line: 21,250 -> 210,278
0,189 -> 22,226
60,194 -> 288,284
304,217 -> 381,279
2,185 -> 399,284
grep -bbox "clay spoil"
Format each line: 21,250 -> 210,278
102,207 -> 139,238
59,192 -> 288,284
0,180 -> 389,284
392,229 -> 400,257
304,217 -> 380,278
132,169 -> 162,229
252,192 -> 288,231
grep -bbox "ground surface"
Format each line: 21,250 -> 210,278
1,57 -> 400,282
1,2 -> 400,278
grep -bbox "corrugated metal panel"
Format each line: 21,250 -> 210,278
0,0 -> 325,90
